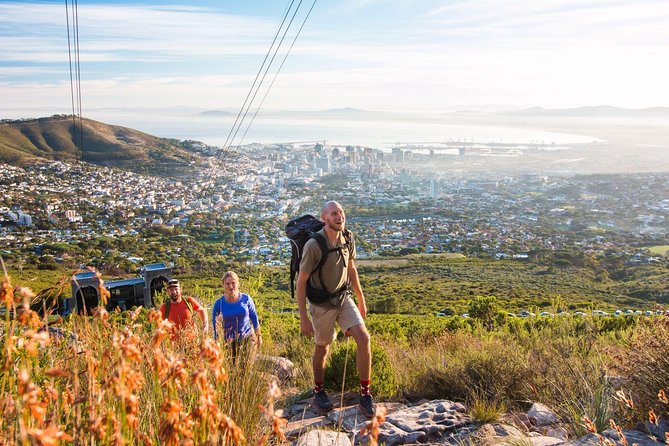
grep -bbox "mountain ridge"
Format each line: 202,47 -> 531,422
0,115 -> 208,174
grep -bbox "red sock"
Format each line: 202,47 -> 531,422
360,380 -> 371,395
314,381 -> 324,393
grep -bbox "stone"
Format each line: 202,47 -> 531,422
602,427 -> 662,446
468,423 -> 498,445
545,427 -> 569,440
492,423 -> 525,438
527,403 -> 560,427
383,400 -> 471,436
294,429 -> 352,446
284,414 -> 333,440
466,423 -> 533,446
637,418 -> 669,441
528,435 -> 565,446
257,354 -> 295,382
326,405 -> 371,432
558,433 -> 601,446
500,412 -> 531,432
375,423 -> 426,446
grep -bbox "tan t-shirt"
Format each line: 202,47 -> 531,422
300,228 -> 356,293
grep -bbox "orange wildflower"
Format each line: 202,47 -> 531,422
359,406 -> 387,446
26,425 -> 74,446
1,274 -> 14,306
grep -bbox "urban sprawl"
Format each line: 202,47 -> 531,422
1,143 -> 668,268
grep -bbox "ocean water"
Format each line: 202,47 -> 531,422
87,111 -> 600,149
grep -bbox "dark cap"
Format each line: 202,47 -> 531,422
166,279 -> 180,288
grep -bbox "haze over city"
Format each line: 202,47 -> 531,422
1,0 -> 668,169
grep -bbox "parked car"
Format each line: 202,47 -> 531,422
593,310 -> 609,316
436,312 -> 446,317
574,311 -> 587,316
539,311 -> 554,317
461,313 -> 470,318
624,310 -> 634,315
614,310 -> 623,316
518,310 -> 535,317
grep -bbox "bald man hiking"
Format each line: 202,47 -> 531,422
296,200 -> 376,418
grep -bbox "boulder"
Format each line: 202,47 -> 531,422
527,403 -> 560,427
467,423 -> 530,446
492,423 -> 525,438
545,426 -> 569,440
383,400 -> 471,436
293,429 -> 352,446
257,354 -> 295,382
468,423 -> 498,445
326,405 -> 373,432
500,412 -> 532,432
602,427 -> 662,446
637,418 -> 669,441
375,423 -> 426,446
528,435 -> 565,446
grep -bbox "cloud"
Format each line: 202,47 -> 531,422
0,2 -> 276,64
1,0 -> 668,114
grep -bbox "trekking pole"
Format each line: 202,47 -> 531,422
337,336 -> 351,430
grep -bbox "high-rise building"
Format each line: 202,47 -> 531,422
315,156 -> 330,172
430,179 -> 439,198
392,147 -> 405,163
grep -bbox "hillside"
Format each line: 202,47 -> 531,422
0,115 -> 207,174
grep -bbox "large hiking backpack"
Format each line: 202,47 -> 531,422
285,214 -> 352,304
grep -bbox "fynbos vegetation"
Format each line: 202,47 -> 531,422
2,263 -> 669,444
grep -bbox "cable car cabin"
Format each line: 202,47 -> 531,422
65,262 -> 172,315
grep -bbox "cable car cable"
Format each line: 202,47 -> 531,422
221,0 -> 298,153
238,0 -> 318,147
226,0 -> 305,151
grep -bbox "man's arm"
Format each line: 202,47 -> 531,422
348,259 -> 367,318
296,270 -> 314,336
191,297 -> 208,333
197,306 -> 208,333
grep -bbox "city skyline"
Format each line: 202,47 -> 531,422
1,0 -> 669,121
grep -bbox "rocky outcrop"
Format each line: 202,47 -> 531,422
283,395 -> 667,445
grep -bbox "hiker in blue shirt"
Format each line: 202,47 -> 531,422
212,271 -> 261,354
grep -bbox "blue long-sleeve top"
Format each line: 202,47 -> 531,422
211,293 -> 259,341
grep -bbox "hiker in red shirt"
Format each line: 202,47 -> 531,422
160,279 -> 208,335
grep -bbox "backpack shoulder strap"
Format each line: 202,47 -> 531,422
310,231 -> 331,273
163,296 -> 194,319
184,296 -> 195,315
342,229 -> 352,246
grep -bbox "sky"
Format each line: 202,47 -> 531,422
1,0 -> 669,119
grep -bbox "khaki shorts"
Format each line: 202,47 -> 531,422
309,296 -> 364,346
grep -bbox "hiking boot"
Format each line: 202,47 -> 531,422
313,389 -> 333,412
358,394 -> 376,418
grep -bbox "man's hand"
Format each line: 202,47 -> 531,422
300,317 -> 314,336
358,299 -> 367,319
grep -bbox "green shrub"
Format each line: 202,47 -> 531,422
324,337 -> 398,398
612,318 -> 669,422
469,391 -> 506,423
423,335 -> 530,402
